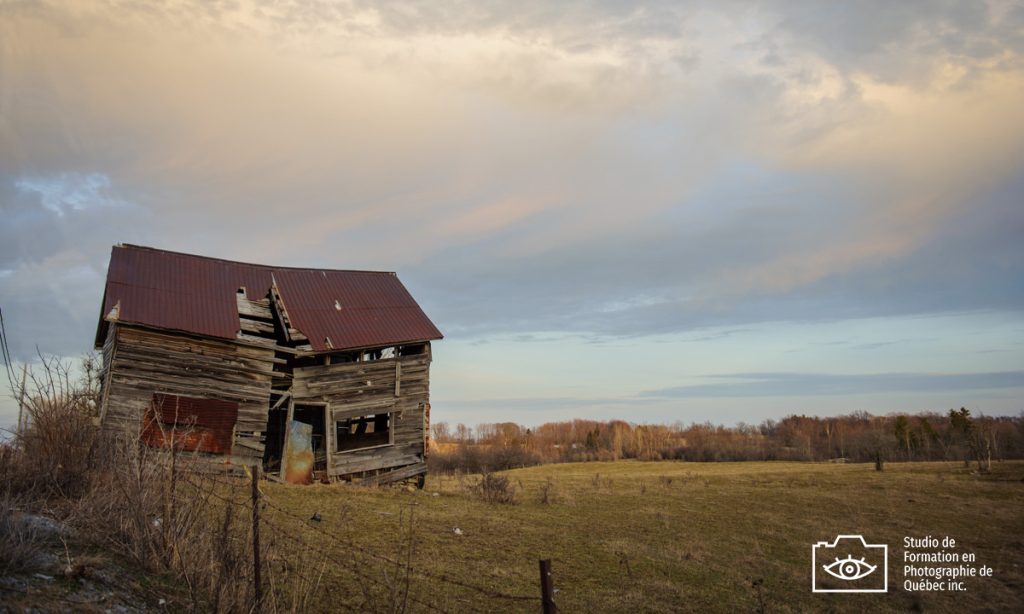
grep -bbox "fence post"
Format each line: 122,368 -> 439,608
252,464 -> 262,611
539,559 -> 557,614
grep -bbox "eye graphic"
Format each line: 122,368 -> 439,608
823,556 -> 877,581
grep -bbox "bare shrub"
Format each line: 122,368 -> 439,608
474,472 -> 516,505
1,355 -> 101,501
426,444 -> 541,475
538,478 -> 555,504
73,423 -> 262,612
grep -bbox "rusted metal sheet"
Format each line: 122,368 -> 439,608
141,393 -> 239,454
94,244 -> 442,352
282,420 -> 314,484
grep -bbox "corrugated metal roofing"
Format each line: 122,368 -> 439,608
142,393 -> 239,455
94,244 -> 443,352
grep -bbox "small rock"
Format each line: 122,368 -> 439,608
18,513 -> 66,536
310,512 -> 322,522
431,492 -> 440,497
453,527 -> 463,536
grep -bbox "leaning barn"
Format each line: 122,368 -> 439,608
94,244 -> 442,484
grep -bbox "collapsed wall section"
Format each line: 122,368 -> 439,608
291,348 -> 431,481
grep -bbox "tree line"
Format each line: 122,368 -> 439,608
427,409 -> 1024,473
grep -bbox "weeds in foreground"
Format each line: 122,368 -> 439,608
0,495 -> 49,576
474,472 -> 517,504
539,478 -> 555,504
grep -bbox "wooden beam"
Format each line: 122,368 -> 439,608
280,398 -> 294,482
269,391 -> 291,412
394,360 -> 401,397
323,402 -> 333,477
359,462 -> 427,486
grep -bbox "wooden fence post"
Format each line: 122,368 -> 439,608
252,464 -> 262,611
539,559 -> 557,614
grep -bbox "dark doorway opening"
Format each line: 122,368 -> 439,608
262,403 -> 327,475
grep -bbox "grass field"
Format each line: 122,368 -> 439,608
261,460 -> 1024,613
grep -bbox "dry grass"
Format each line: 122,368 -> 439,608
261,460 -> 1024,613
0,353 -> 284,612
0,495 -> 50,576
70,428 -> 262,612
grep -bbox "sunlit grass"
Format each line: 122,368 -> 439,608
261,461 -> 1024,613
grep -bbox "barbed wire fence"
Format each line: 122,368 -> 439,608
190,466 -> 557,613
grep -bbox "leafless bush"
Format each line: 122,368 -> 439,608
0,354 -> 101,500
473,472 -> 516,505
538,477 -> 555,504
73,424 -> 261,612
590,473 -> 612,490
426,444 -> 541,475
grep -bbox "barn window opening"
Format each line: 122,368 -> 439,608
336,413 -> 392,452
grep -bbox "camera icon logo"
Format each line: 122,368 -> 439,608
812,535 -> 888,593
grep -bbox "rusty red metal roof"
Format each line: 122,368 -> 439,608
94,245 -> 442,352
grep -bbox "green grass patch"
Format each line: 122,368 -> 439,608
260,461 -> 1024,612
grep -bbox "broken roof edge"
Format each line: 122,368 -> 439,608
95,319 -> 438,355
93,284 -> 111,349
116,243 -> 399,276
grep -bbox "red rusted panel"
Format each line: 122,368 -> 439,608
94,245 -> 443,352
141,393 -> 238,454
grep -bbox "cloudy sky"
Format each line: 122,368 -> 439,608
1,0 -> 1023,428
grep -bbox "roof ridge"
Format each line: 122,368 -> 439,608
117,244 -> 397,275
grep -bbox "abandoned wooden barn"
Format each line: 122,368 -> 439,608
93,244 -> 442,484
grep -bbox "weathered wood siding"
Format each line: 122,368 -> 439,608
100,325 -> 276,463
292,348 -> 431,479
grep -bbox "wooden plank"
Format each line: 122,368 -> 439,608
324,402 -> 333,476
237,333 -> 279,347
115,323 -> 297,356
109,374 -> 271,403
112,348 -> 278,379
237,296 -> 273,319
280,398 -> 294,481
330,400 -> 398,419
360,462 -> 427,486
239,319 -> 276,335
269,391 -> 291,411
292,355 -> 430,378
328,451 -> 422,476
115,334 -> 280,369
